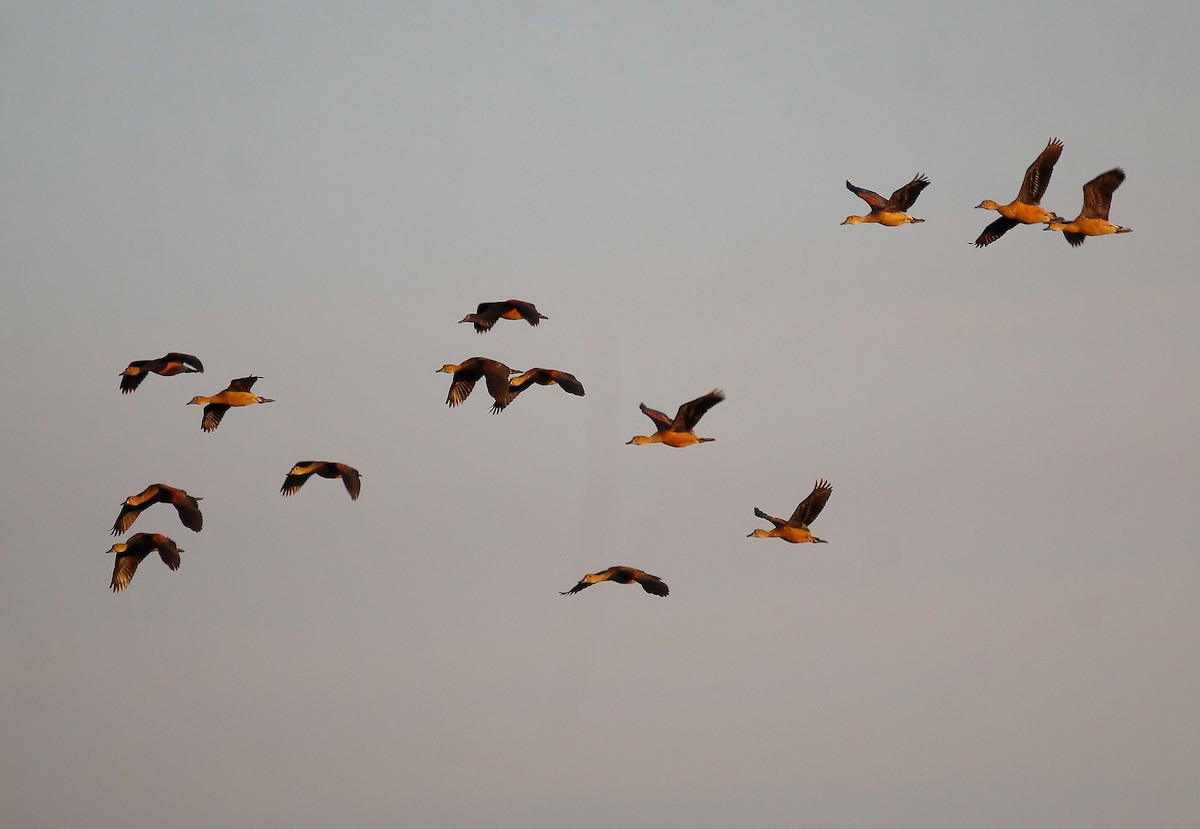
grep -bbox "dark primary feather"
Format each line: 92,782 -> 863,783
845,181 -> 887,208
673,389 -> 725,431
1080,168 -> 1125,220
888,174 -> 931,210
753,507 -> 786,528
111,484 -> 203,535
109,533 -> 182,593
227,375 -> 261,392
974,215 -> 1020,247
787,479 -> 832,527
1017,138 -> 1063,204
201,404 -> 230,433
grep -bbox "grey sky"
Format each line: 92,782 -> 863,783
2,3 -> 1198,827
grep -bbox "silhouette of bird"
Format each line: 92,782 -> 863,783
842,174 -> 930,226
748,479 -> 833,544
119,353 -> 203,393
974,138 -> 1064,247
187,376 -> 274,432
436,358 -> 521,409
627,389 -> 724,447
107,533 -> 182,593
490,368 -> 585,413
560,566 -> 669,597
459,300 -> 548,333
1044,168 -> 1131,246
111,484 -> 203,535
280,461 -> 362,500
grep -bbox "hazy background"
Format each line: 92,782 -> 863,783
2,3 -> 1198,827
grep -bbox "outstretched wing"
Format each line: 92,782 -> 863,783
845,181 -> 886,209
888,174 -> 930,210
1080,168 -> 1124,220
155,537 -> 182,571
511,300 -> 547,326
119,364 -> 148,394
560,580 -> 592,595
111,503 -> 143,535
673,389 -> 725,431
753,507 -> 787,528
281,470 -> 311,496
339,465 -> 362,500
110,551 -> 148,593
173,493 -> 204,532
788,479 -> 832,527
201,404 -> 230,432
228,375 -> 260,392
636,573 -> 669,596
974,215 -> 1019,247
1017,138 -> 1063,204
638,403 -> 672,428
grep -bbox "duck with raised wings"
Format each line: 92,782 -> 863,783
627,389 -> 724,447
842,174 -> 930,226
974,138 -> 1064,247
747,479 -> 833,544
1044,168 -> 1131,246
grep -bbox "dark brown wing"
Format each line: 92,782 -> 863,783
154,536 -> 182,571
281,470 -> 311,496
482,362 -> 518,411
1080,168 -> 1124,220
639,403 -> 674,429
110,550 -> 149,592
111,503 -> 143,535
845,181 -> 886,209
120,361 -> 149,393
753,507 -> 787,528
672,389 -> 725,431
974,216 -> 1020,247
635,572 -> 669,596
560,579 -> 592,595
201,404 -> 229,432
1017,138 -> 1063,204
470,302 -> 506,332
549,370 -> 585,396
227,375 -> 260,392
888,174 -> 930,210
172,492 -> 203,532
1063,231 -> 1086,247
338,465 -> 362,500
787,479 -> 832,528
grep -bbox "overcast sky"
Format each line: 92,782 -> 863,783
2,3 -> 1198,827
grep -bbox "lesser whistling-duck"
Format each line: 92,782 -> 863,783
436,357 -> 520,410
560,566 -> 669,597
747,479 -> 832,544
107,532 -> 182,593
120,353 -> 204,394
490,367 -> 585,414
280,461 -> 362,500
627,389 -> 725,447
1044,168 -> 1131,246
459,300 -> 548,333
974,138 -> 1065,247
111,484 -> 203,536
187,376 -> 274,432
842,174 -> 931,226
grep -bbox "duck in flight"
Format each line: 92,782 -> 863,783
560,566 -> 669,597
280,461 -> 362,500
747,479 -> 833,544
111,483 -> 203,535
1044,168 -> 1131,246
187,376 -> 274,432
974,138 -> 1064,247
627,389 -> 725,447
436,357 -> 521,410
842,174 -> 930,226
490,368 -> 585,414
119,353 -> 203,394
107,533 -> 183,593
459,300 -> 548,333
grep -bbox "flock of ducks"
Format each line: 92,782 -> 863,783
106,138 -> 1129,595
841,138 -> 1131,249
